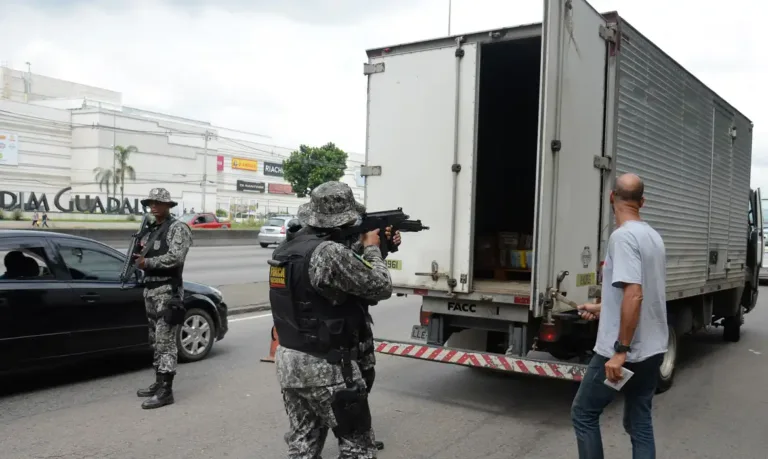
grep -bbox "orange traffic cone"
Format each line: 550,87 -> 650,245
260,326 -> 279,363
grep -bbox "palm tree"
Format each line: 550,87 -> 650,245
93,167 -> 115,197
113,145 -> 137,205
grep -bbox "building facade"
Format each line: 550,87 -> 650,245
0,66 -> 365,220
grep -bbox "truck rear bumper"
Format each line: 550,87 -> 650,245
374,339 -> 588,382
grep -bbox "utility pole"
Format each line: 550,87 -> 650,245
201,131 -> 210,212
448,0 -> 452,35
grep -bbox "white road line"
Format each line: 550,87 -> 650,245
230,313 -> 272,323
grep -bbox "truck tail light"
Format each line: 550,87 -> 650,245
419,310 -> 432,326
280,226 -> 286,234
539,323 -> 560,343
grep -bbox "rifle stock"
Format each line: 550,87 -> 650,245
120,213 -> 152,287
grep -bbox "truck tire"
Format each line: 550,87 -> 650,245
656,323 -> 677,394
723,306 -> 744,343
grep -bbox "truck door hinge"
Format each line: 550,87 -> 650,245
599,24 -> 618,43
593,155 -> 612,171
551,140 -> 562,153
363,63 -> 385,76
360,165 -> 382,177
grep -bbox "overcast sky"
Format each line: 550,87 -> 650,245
2,0 -> 766,186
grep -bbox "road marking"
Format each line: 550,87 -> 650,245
749,349 -> 762,355
230,313 -> 272,323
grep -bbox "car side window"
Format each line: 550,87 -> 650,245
0,242 -> 55,282
58,245 -> 124,282
204,214 -> 216,223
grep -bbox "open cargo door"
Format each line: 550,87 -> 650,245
744,187 -> 763,312
531,0 -> 609,316
363,41 -> 478,293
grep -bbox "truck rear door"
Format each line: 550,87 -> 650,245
532,0 -> 609,316
363,41 -> 478,293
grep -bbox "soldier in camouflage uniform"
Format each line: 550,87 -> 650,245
133,188 -> 193,410
271,181 -> 393,459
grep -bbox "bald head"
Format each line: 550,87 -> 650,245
613,173 -> 644,204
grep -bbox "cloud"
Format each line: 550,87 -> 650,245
2,0 -> 766,186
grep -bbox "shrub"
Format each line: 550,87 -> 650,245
12,209 -> 23,221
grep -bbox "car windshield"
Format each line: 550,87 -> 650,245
179,213 -> 198,223
266,218 -> 287,227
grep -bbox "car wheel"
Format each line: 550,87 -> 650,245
177,308 -> 216,363
656,323 -> 677,394
260,243 -> 269,248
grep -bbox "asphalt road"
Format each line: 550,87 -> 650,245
2,292 -> 768,458
115,244 -> 275,286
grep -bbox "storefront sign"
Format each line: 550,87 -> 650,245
232,157 -> 258,171
216,155 -> 224,172
263,161 -> 284,177
268,183 -> 293,195
236,180 -> 266,193
0,187 -> 143,214
0,132 -> 20,166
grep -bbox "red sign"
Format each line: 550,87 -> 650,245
268,183 -> 293,195
216,155 -> 224,172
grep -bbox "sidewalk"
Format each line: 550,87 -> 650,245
218,282 -> 271,316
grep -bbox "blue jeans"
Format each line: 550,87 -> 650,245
571,353 -> 664,459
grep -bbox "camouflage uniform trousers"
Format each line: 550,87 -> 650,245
359,322 -> 379,455
144,284 -> 182,374
282,382 -> 375,459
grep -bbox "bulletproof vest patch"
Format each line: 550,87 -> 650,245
269,265 -> 287,288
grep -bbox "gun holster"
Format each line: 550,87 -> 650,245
330,349 -> 372,437
162,282 -> 186,326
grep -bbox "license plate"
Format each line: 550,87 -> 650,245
410,325 -> 428,341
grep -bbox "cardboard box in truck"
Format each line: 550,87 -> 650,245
363,0 -> 763,393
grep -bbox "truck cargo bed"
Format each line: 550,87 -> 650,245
473,279 -> 531,296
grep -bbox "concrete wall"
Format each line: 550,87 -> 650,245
0,67 -> 121,104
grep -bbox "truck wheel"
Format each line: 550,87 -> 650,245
723,306 -> 744,343
656,324 -> 677,394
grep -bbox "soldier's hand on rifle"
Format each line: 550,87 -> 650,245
133,253 -> 147,269
385,226 -> 402,247
362,229 -> 381,248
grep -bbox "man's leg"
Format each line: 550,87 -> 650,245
283,388 -> 328,459
622,353 -> 663,459
142,287 -> 179,409
307,381 -> 375,459
571,354 -> 618,459
361,367 -> 384,453
138,290 -> 161,397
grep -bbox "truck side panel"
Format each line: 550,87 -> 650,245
612,20 -> 751,295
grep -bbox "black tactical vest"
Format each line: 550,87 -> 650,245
269,231 -> 365,359
143,218 -> 184,281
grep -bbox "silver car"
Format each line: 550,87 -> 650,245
258,216 -> 298,248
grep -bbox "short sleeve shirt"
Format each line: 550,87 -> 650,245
595,221 -> 668,362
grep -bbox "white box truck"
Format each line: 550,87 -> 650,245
364,0 -> 764,393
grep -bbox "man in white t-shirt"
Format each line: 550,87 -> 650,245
571,173 -> 668,459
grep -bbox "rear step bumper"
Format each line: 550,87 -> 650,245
374,339 -> 588,382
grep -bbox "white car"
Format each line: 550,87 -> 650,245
258,216 -> 299,248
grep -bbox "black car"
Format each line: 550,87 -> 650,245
0,230 -> 228,373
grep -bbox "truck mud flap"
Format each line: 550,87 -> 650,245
373,339 -> 588,382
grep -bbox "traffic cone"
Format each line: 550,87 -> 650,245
260,326 -> 279,363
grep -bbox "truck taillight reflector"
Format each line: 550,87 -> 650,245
539,323 -> 559,342
413,289 -> 428,295
419,311 -> 431,326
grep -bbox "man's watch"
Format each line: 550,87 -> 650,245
614,341 -> 631,354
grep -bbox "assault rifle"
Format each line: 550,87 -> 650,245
340,208 -> 429,258
119,213 -> 152,287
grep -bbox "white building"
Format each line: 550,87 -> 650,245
0,65 -> 365,219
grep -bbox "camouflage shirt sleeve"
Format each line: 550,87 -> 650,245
145,220 -> 193,269
309,241 -> 392,305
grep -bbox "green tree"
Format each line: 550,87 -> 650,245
93,166 -> 116,197
114,145 -> 138,204
282,142 -> 348,198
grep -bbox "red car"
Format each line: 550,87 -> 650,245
180,213 -> 231,229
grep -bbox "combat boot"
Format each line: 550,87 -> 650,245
141,373 -> 175,409
375,441 -> 384,450
137,372 -> 162,397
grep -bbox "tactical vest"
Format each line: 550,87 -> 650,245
269,231 -> 365,359
143,218 -> 184,282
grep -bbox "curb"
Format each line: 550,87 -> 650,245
228,303 -> 271,317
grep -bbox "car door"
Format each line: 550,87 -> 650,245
52,238 -> 148,354
0,236 -> 78,371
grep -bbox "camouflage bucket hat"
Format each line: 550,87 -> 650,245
140,187 -> 178,208
297,181 -> 365,229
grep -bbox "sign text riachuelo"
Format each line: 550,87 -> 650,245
0,187 -> 144,214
